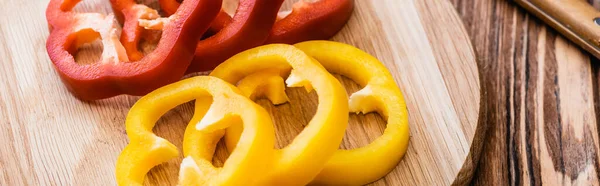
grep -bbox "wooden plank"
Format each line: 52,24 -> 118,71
451,0 -> 600,185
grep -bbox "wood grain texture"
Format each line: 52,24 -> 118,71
450,0 -> 600,185
0,0 -> 482,185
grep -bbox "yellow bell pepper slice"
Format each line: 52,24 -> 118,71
236,69 -> 290,105
186,44 -> 349,185
229,41 -> 410,185
298,41 -> 410,185
115,76 -> 276,186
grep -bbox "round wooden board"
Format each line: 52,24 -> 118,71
0,0 -> 482,185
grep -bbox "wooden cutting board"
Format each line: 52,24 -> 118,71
0,0 -> 483,185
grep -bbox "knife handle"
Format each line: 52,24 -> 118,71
513,0 -> 600,58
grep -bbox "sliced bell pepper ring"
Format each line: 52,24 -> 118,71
178,94 -> 275,186
190,0 -> 285,72
299,41 -> 410,185
184,0 -> 354,45
45,0 -> 220,100
227,41 -> 410,185
236,69 -> 289,105
158,0 -> 232,34
192,44 -> 349,185
158,0 -> 353,71
116,76 -> 276,186
265,0 -> 354,44
156,0 -> 285,72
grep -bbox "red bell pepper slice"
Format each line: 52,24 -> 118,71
155,0 -> 353,71
266,0 -> 354,44
45,0 -> 221,100
159,0 -> 232,34
158,0 -> 285,72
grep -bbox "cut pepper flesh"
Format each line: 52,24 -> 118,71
45,0 -> 220,100
236,69 -> 290,105
158,0 -> 353,71
159,0 -> 232,33
193,0 -> 355,45
157,0 -> 285,72
228,41 -> 410,185
297,41 -> 410,185
182,44 -> 349,185
116,76 -> 275,186
266,0 -> 354,44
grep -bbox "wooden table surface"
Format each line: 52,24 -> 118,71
452,0 -> 600,185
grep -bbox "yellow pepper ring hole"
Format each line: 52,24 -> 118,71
115,76 -> 276,186
201,44 -> 350,185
